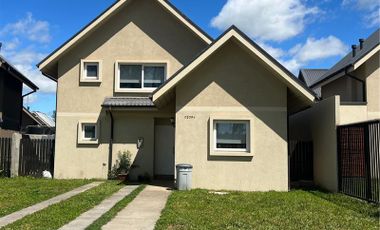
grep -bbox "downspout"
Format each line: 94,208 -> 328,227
344,67 -> 366,102
107,107 -> 114,177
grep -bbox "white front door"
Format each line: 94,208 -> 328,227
154,124 -> 175,177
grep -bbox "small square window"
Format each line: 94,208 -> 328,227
78,122 -> 98,144
83,124 -> 96,139
214,120 -> 249,152
84,62 -> 99,79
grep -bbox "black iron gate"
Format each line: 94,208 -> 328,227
337,120 -> 380,203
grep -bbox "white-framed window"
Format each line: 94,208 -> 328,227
80,60 -> 102,82
115,62 -> 166,92
213,120 -> 250,152
78,121 -> 98,144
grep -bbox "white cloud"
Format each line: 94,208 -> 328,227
0,13 -> 51,43
342,0 -> 380,27
2,49 -> 56,93
261,36 -> 348,73
256,41 -> 285,59
24,94 -> 38,104
211,0 -> 319,41
3,38 -> 20,51
289,36 -> 348,62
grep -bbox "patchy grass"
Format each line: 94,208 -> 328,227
86,185 -> 146,230
2,181 -> 124,230
0,177 -> 90,217
156,189 -> 379,230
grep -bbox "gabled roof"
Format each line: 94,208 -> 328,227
37,0 -> 213,79
153,26 -> 316,104
22,108 -> 55,127
298,69 -> 328,87
311,29 -> 380,88
0,55 -> 39,90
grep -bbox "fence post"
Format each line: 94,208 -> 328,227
10,133 -> 21,177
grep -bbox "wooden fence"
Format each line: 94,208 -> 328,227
19,138 -> 55,177
338,120 -> 380,203
0,138 -> 12,177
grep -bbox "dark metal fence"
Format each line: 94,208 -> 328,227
337,120 -> 380,203
0,138 -> 12,177
19,138 -> 55,177
289,140 -> 313,181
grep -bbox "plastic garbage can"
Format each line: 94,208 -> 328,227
176,164 -> 193,190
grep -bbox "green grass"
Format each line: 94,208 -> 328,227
2,180 -> 125,230
86,184 -> 146,230
155,189 -> 379,230
0,177 -> 90,217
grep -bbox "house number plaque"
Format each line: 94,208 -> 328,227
184,115 -> 195,120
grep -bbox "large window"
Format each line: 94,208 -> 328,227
213,120 -> 249,152
117,63 -> 166,90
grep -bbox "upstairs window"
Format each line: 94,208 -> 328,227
80,60 -> 102,82
78,121 -> 98,144
116,63 -> 166,91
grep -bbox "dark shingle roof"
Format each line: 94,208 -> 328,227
102,97 -> 155,107
0,55 -> 39,90
311,29 -> 380,87
299,69 -> 328,87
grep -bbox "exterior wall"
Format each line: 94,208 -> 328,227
321,51 -> 379,122
54,0 -> 206,179
175,40 -> 288,191
289,96 -> 340,192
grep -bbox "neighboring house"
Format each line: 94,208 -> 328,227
290,29 -> 379,192
298,69 -> 328,98
0,55 -> 38,135
22,107 -> 55,134
38,0 -> 315,191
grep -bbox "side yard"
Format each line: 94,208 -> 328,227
156,189 -> 379,230
0,177 -> 90,217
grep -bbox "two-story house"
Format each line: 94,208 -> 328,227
38,0 -> 316,191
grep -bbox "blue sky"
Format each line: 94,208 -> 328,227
0,0 -> 379,115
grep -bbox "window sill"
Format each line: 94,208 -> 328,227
78,139 -> 99,145
115,88 -> 155,93
210,151 -> 254,157
80,78 -> 102,83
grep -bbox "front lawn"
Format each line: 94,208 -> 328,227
156,189 -> 379,230
0,177 -> 90,217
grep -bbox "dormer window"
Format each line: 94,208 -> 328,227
115,62 -> 166,92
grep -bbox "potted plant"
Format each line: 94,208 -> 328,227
108,150 -> 132,181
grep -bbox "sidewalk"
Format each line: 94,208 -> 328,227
102,185 -> 171,230
59,185 -> 138,230
0,182 -> 103,228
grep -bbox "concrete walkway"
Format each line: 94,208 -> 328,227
59,185 -> 139,230
102,185 -> 171,230
0,182 -> 103,228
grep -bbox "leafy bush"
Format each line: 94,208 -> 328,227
108,150 -> 132,179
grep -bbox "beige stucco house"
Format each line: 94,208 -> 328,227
38,0 -> 318,191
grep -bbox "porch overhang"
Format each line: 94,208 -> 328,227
101,97 -> 157,111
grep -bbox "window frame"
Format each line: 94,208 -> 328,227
114,61 -> 167,93
213,120 -> 250,152
77,121 -> 99,144
80,60 -> 102,83
209,116 -> 254,157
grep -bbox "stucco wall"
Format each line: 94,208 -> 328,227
54,0 -> 206,179
289,96 -> 340,192
339,105 -> 368,125
175,40 -> 288,191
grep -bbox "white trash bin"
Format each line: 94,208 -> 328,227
176,164 -> 193,190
